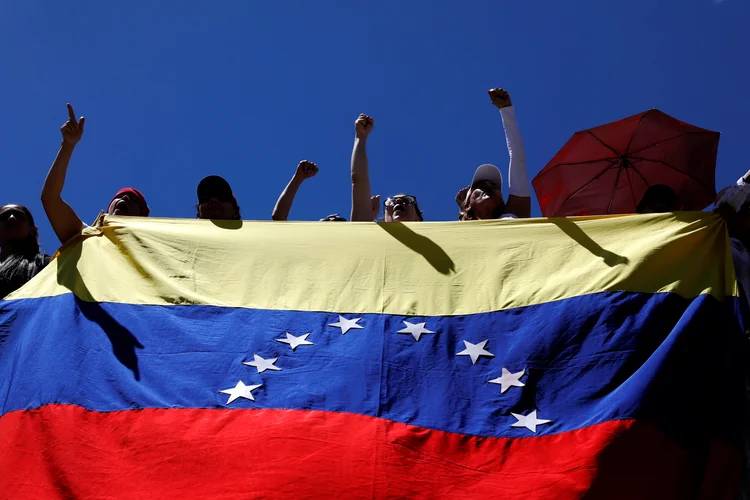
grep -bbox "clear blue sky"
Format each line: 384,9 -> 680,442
1,0 -> 748,253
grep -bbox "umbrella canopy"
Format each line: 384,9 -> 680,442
532,109 -> 719,217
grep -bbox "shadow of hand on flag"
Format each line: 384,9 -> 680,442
378,222 -> 456,275
55,239 -> 143,380
552,218 -> 629,267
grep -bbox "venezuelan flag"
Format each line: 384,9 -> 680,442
0,214 -> 744,498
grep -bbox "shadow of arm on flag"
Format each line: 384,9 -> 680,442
377,222 -> 456,275
551,218 -> 629,267
55,239 -> 143,380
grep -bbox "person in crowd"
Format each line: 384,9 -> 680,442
320,214 -> 347,222
636,184 -> 679,214
272,160 -> 319,221
350,114 -> 423,222
715,171 -> 750,308
715,170 -> 750,500
41,104 -> 150,246
196,175 -> 241,220
457,88 -> 531,221
0,204 -> 50,299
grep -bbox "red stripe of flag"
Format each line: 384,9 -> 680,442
0,405 -> 738,499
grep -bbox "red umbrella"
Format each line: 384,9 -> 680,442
532,109 -> 719,217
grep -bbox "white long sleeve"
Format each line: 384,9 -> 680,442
499,106 -> 530,197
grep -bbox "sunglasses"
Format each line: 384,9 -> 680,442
384,195 -> 417,209
472,180 -> 500,192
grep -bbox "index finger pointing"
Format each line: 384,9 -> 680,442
67,104 -> 76,122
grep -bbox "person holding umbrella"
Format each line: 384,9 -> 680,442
532,109 -> 719,217
457,88 -> 531,221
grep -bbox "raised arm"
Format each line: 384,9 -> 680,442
272,160 -> 319,221
350,114 -> 375,222
488,89 -> 531,218
41,104 -> 87,245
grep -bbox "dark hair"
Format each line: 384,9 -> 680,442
0,205 -> 49,299
636,185 -> 678,213
320,214 -> 347,222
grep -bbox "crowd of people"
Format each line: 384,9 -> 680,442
0,88 -> 748,302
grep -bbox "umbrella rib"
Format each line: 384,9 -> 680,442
624,166 -> 639,209
623,111 -> 650,154
627,161 -> 651,187
627,163 -> 652,208
628,131 -> 716,156
606,166 -> 625,214
558,160 -> 621,207
583,130 -> 622,157
533,156 -> 619,182
629,154 -> 712,190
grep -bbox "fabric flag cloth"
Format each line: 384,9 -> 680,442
0,214 -> 744,499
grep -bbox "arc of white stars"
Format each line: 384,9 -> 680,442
489,368 -> 525,393
511,410 -> 551,433
276,332 -> 313,351
397,321 -> 435,341
328,316 -> 364,335
219,381 -> 262,405
243,353 -> 281,373
456,339 -> 494,364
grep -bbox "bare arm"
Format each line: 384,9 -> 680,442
351,114 -> 375,222
41,104 -> 87,245
488,89 -> 531,218
272,161 -> 319,221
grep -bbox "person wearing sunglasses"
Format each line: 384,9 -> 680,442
349,114 -> 423,222
41,104 -> 151,246
196,175 -> 241,220
382,194 -> 424,222
457,88 -> 531,221
0,204 -> 50,299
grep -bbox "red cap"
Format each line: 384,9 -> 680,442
110,188 -> 150,217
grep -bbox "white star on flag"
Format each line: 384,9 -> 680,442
328,315 -> 364,335
276,332 -> 313,350
397,321 -> 435,341
511,410 -> 551,433
456,339 -> 495,364
489,368 -> 525,393
219,381 -> 262,405
243,354 -> 281,373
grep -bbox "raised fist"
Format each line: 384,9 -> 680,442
488,88 -> 512,109
355,114 -> 374,138
295,160 -> 319,180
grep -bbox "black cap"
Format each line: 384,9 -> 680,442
320,213 -> 347,222
197,175 -> 234,203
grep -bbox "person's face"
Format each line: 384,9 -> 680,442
468,180 -> 503,219
0,205 -> 34,248
198,197 -> 239,220
384,195 -> 420,222
107,193 -> 142,216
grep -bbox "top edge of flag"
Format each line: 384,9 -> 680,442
6,213 -> 736,316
